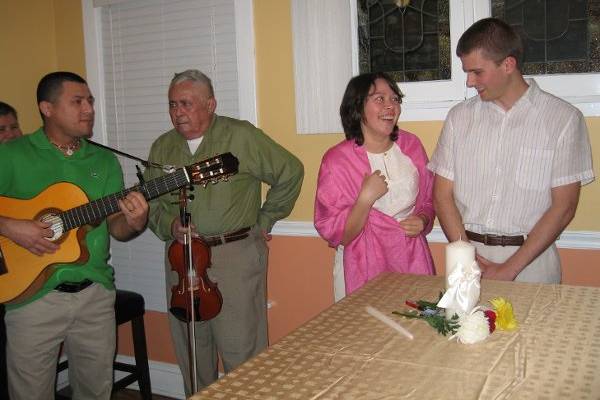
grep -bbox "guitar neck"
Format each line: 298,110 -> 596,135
60,167 -> 189,231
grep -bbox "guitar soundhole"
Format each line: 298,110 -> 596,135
39,213 -> 64,242
0,249 -> 6,275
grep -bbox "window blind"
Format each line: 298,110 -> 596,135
291,0 -> 352,134
98,0 -> 239,311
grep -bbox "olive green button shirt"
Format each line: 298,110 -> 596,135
144,115 -> 304,239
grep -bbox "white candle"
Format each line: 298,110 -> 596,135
445,239 -> 475,288
442,239 -> 478,319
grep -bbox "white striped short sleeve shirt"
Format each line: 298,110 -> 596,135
428,79 -> 595,235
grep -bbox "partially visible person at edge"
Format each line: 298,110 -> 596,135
0,100 -> 22,400
144,69 -> 303,396
314,72 -> 435,302
428,18 -> 594,283
0,101 -> 23,143
0,71 -> 149,400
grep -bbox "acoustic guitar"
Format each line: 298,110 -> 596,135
0,152 -> 239,304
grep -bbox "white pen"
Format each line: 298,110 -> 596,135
366,305 -> 414,340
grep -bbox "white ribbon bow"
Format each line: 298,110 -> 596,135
437,260 -> 481,315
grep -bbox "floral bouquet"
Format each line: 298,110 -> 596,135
393,295 -> 518,344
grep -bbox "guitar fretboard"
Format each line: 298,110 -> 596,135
61,168 -> 189,231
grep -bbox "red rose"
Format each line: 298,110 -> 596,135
484,309 -> 496,333
405,300 -> 419,309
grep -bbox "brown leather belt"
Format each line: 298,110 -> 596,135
55,279 -> 94,293
465,230 -> 525,247
201,227 -> 252,247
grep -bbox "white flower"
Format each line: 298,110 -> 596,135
450,308 -> 490,344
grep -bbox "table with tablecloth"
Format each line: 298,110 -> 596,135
191,273 -> 600,399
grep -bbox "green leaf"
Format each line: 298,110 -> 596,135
393,294 -> 460,337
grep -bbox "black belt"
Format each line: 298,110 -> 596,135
55,279 -> 94,293
201,227 -> 252,247
466,230 -> 525,247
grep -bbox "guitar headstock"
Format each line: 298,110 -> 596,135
186,152 -> 239,187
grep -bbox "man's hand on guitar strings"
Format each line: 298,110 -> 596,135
117,191 -> 149,232
3,218 -> 59,256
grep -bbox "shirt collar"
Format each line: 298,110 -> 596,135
515,78 -> 539,108
29,127 -> 90,157
479,77 -> 540,113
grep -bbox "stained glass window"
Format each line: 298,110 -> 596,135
358,0 -> 450,82
493,0 -> 600,75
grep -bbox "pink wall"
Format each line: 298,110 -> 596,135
118,236 -> 600,363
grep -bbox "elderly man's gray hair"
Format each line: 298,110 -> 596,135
170,69 -> 215,97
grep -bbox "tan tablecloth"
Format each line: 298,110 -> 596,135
190,273 -> 600,399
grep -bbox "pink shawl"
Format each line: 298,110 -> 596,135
314,130 -> 435,295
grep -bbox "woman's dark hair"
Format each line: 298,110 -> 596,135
339,72 -> 403,146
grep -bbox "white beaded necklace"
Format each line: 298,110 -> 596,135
48,137 -> 81,156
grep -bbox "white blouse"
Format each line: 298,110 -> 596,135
367,144 -> 419,221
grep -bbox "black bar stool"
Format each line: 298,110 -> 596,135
55,289 -> 152,399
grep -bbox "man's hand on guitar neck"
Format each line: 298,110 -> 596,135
0,216 -> 59,256
109,191 -> 149,241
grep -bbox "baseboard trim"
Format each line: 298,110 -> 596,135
271,221 -> 600,250
114,356 -> 186,399
56,355 -> 186,399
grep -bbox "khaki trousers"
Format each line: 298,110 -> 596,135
165,226 -> 269,397
473,242 -> 561,284
6,283 -> 115,400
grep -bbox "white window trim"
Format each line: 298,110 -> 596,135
81,0 -> 257,147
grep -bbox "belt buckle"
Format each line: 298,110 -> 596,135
482,234 -> 490,246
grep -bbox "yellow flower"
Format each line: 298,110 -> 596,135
489,297 -> 518,331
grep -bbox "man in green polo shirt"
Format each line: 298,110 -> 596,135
144,69 -> 303,396
0,71 -> 149,400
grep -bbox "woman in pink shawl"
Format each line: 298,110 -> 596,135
314,72 -> 435,301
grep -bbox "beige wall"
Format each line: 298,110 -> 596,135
0,0 -> 85,133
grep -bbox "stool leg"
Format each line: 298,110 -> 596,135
131,316 -> 152,400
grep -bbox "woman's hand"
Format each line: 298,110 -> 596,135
341,171 -> 388,245
357,170 -> 388,206
399,214 -> 428,237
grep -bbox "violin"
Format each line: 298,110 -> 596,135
168,187 -> 222,322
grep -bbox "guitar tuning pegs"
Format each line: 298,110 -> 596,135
188,194 -> 195,201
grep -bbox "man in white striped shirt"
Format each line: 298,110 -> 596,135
428,18 -> 594,283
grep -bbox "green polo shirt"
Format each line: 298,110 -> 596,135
0,128 -> 123,309
144,114 -> 304,239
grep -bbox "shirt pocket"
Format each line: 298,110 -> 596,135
515,146 -> 553,191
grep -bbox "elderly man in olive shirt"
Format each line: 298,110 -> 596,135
144,69 -> 303,395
